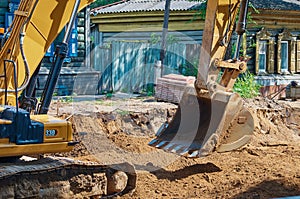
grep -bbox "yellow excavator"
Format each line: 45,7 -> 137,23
0,0 -> 253,160
149,0 -> 254,157
0,1 -> 137,197
0,0 -> 94,157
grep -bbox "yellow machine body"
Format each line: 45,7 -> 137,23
0,0 -> 93,158
0,112 -> 74,157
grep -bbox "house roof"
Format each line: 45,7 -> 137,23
91,0 -> 300,16
91,0 -> 204,15
250,0 -> 300,11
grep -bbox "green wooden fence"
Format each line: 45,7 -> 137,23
94,41 -> 197,93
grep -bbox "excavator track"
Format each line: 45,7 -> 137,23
0,156 -> 136,198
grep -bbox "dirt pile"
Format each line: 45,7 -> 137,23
49,97 -> 300,198
245,97 -> 300,146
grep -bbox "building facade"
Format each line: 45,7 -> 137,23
91,0 -> 300,98
248,0 -> 300,97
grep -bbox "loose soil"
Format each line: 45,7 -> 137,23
49,96 -> 300,199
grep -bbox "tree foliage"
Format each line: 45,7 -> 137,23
90,0 -> 121,8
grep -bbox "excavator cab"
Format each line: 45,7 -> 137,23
149,0 -> 254,157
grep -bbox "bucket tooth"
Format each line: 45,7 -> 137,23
178,147 -> 189,156
171,145 -> 184,153
155,141 -> 168,148
156,123 -> 168,136
188,150 -> 199,158
163,143 -> 176,151
148,139 -> 159,146
165,144 -> 181,152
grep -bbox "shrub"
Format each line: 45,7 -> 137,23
233,71 -> 261,98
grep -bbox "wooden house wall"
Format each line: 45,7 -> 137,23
41,10 -> 88,68
246,29 -> 300,74
91,11 -> 203,32
0,1 -> 8,28
37,8 -> 100,96
247,8 -> 300,73
250,9 -> 300,31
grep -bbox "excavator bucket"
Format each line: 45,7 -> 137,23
149,85 -> 254,158
149,0 -> 254,158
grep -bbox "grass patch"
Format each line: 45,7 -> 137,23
233,71 -> 261,98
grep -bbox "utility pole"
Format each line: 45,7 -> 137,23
160,0 -> 171,77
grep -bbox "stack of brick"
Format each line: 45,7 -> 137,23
155,74 -> 195,103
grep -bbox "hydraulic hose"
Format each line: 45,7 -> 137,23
0,0 -> 39,93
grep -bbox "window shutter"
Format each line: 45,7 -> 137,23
255,28 -> 272,75
290,40 -> 296,74
277,29 -> 294,74
296,40 -> 300,72
267,39 -> 275,74
277,40 -> 282,74
256,40 -> 268,74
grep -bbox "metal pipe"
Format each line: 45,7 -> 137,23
63,0 -> 81,43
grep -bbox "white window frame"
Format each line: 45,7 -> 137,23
258,40 -> 267,74
280,41 -> 289,73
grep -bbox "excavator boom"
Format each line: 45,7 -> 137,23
149,0 -> 254,157
0,0 -> 93,106
0,0 -> 93,157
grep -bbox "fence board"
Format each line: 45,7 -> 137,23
95,41 -> 196,93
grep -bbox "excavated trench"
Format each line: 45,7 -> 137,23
63,97 -> 300,198
4,97 -> 299,198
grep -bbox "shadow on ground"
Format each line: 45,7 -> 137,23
144,162 -> 221,181
231,179 -> 300,199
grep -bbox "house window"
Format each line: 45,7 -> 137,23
255,28 -> 274,74
258,40 -> 267,73
277,29 -> 296,74
280,41 -> 289,73
5,13 -> 14,30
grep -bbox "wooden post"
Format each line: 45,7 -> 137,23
160,0 -> 171,76
85,6 -> 91,69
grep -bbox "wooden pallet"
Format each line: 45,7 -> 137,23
155,74 -> 195,103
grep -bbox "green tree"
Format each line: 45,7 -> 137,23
90,0 -> 121,8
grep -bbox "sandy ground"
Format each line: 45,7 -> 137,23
49,96 -> 300,199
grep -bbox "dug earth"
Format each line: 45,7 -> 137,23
49,96 -> 300,198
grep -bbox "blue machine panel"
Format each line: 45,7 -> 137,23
0,106 -> 44,144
